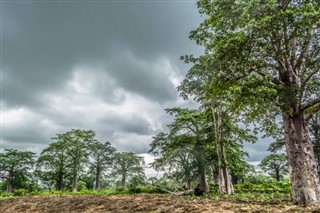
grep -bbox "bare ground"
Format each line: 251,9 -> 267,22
1,194 -> 320,213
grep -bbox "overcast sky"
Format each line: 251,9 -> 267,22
1,0 -> 270,177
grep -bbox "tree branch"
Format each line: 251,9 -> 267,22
306,105 -> 320,122
302,69 -> 320,86
301,98 -> 320,112
281,0 -> 291,11
295,20 -> 319,72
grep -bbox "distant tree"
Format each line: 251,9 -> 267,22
61,129 -> 96,192
259,153 -> 288,181
112,152 -> 144,188
37,140 -> 71,191
88,141 -> 116,190
128,175 -> 147,188
149,132 -> 198,190
0,149 -> 36,193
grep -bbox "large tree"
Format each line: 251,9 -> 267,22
88,141 -> 116,190
0,149 -> 36,193
188,0 -> 320,204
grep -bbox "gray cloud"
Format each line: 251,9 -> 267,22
3,1 -> 202,107
244,137 -> 273,162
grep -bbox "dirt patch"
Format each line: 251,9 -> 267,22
0,194 -> 319,213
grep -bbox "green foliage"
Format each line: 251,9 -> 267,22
128,186 -> 161,194
87,140 -> 116,190
13,189 -> 28,196
111,152 -> 145,188
37,138 -> 72,191
36,129 -> 114,192
245,172 -> 278,184
0,149 -> 36,193
234,182 -> 291,194
0,193 -> 14,198
77,181 -> 87,191
258,153 -> 288,181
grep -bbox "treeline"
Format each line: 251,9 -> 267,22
0,126 -> 292,196
0,129 -> 144,193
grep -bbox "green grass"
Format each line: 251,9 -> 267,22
0,186 -> 164,198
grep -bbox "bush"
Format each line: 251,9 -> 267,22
208,183 -> 219,194
0,193 -> 14,198
13,189 -> 28,196
77,181 -> 87,191
234,181 -> 291,194
128,187 -> 162,194
115,186 -> 126,192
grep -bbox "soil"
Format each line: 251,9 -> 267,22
1,194 -> 320,213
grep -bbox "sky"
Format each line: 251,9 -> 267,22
1,0 -> 271,177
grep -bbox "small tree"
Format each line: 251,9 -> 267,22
259,153 -> 288,181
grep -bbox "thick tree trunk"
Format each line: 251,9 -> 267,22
217,134 -> 234,194
195,144 -> 208,195
95,167 -> 101,190
195,172 -> 208,196
283,113 -> 320,205
212,106 -> 233,194
6,172 -> 13,193
218,167 -> 234,194
72,169 -> 78,192
185,178 -> 191,190
275,169 -> 280,181
121,174 -> 126,188
56,173 -> 64,191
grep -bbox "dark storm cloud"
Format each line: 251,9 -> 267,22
97,113 -> 153,135
106,51 -> 178,102
3,1 -> 202,107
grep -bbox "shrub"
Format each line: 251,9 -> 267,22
13,189 -> 28,196
0,193 -> 14,198
234,181 -> 291,194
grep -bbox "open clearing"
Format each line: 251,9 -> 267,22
1,194 -> 320,213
